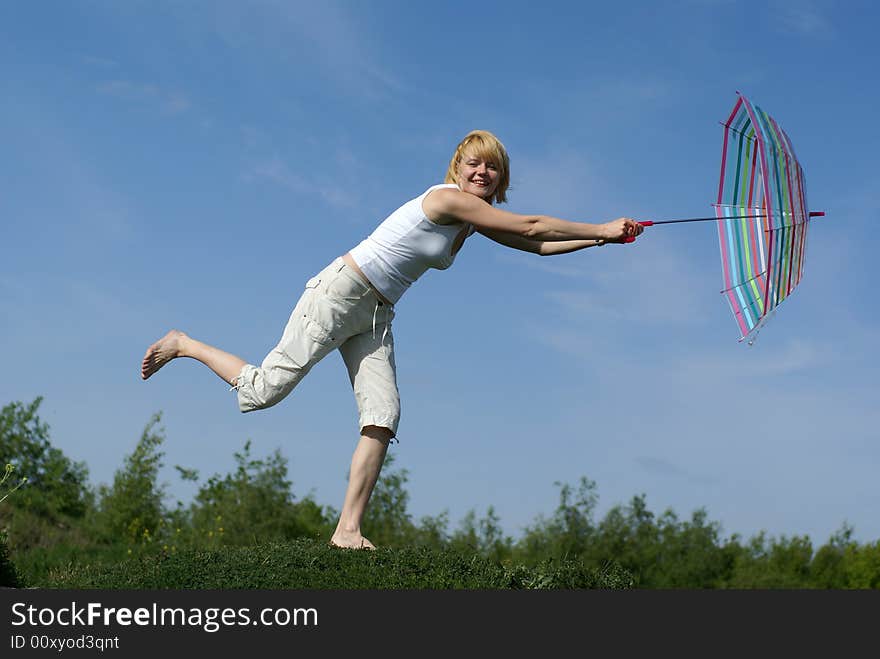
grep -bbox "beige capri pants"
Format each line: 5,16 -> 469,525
233,258 -> 400,436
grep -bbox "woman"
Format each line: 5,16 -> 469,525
141,130 -> 642,549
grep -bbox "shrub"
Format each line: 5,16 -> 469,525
0,399 -> 89,520
92,414 -> 167,549
0,528 -> 19,587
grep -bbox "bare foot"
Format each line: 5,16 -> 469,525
141,329 -> 188,380
329,531 -> 376,550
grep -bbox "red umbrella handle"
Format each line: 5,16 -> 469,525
622,221 -> 653,243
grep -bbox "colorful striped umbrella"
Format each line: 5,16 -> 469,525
633,93 -> 824,343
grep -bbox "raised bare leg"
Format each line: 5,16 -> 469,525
330,425 -> 392,550
141,329 -> 247,385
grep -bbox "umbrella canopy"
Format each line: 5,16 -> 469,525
714,93 -> 813,343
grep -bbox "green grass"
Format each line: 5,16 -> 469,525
25,538 -> 634,589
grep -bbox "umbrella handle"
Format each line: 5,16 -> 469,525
622,221 -> 653,243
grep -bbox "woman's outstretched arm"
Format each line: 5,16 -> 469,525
477,228 -> 605,255
423,187 -> 642,243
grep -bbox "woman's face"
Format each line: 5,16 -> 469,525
457,150 -> 500,201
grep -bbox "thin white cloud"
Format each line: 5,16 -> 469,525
776,2 -> 833,36
96,80 -> 192,115
243,156 -> 308,192
635,456 -> 715,485
242,154 -> 360,211
319,187 -> 358,210
9,101 -> 139,244
1,273 -> 138,349
603,79 -> 674,104
518,74 -> 679,141
81,54 -> 120,69
509,148 -> 617,218
676,336 -> 832,379
273,3 -> 405,100
538,240 -> 716,327
205,1 -> 404,102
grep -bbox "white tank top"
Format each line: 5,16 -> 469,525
349,184 -> 475,304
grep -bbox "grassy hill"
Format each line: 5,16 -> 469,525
16,538 -> 634,589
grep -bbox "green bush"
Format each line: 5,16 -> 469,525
0,528 -> 19,587
1,463 -> 27,587
92,413 -> 168,548
172,440 -> 334,549
0,399 -> 90,521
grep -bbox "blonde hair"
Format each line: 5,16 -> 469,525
444,129 -> 510,204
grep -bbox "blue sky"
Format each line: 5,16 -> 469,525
2,0 -> 878,546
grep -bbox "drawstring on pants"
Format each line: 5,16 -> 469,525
371,300 -> 390,346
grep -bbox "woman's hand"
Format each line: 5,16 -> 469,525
600,217 -> 643,243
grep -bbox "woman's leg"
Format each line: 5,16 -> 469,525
330,425 -> 392,549
141,329 -> 246,385
331,314 -> 400,549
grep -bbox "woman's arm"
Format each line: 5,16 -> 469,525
423,187 -> 642,243
478,228 -> 603,255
